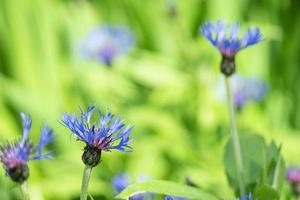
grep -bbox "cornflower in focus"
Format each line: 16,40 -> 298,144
0,113 -> 54,183
78,25 -> 134,66
62,105 -> 133,200
286,167 -> 300,196
61,105 -> 133,167
199,20 -> 262,76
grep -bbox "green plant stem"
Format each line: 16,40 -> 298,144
225,76 -> 245,195
272,146 -> 282,190
19,181 -> 29,200
80,165 -> 93,200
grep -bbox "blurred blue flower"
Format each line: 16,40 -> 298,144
164,195 -> 189,200
61,105 -> 133,152
78,25 -> 134,66
0,113 -> 54,183
112,173 -> 131,193
238,193 -> 252,200
112,173 -> 153,200
231,75 -> 267,109
199,20 -> 262,58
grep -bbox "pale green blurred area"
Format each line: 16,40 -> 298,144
0,0 -> 300,199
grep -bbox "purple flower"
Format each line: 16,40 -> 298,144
0,113 -> 54,183
78,25 -> 134,66
61,106 -> 133,167
286,167 -> 300,196
199,20 -> 262,58
112,173 -> 153,200
286,167 -> 300,184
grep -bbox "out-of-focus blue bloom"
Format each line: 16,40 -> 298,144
112,173 -> 131,193
231,75 -> 267,109
0,113 -> 54,182
238,193 -> 252,200
164,195 -> 189,200
245,78 -> 268,101
78,25 -> 134,66
112,173 -> 153,200
199,20 -> 262,58
215,74 -> 267,109
61,105 -> 133,152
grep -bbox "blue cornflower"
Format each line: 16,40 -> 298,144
238,193 -> 252,200
216,74 -> 267,109
78,25 -> 134,66
61,106 -> 133,167
0,113 -> 54,183
112,173 -> 131,193
232,75 -> 267,109
112,173 -> 153,200
199,20 -> 262,58
199,20 -> 262,76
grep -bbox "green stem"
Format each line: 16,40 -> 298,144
225,76 -> 245,195
271,145 -> 282,190
19,181 -> 29,200
80,165 -> 93,200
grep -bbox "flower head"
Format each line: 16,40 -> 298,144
286,167 -> 300,184
61,106 -> 133,166
199,20 -> 262,58
286,167 -> 300,196
0,113 -> 54,183
78,25 -> 134,66
199,20 -> 262,76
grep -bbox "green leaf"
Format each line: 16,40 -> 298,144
266,142 -> 286,194
116,180 -> 218,200
254,185 -> 279,200
88,193 -> 95,200
224,133 -> 266,195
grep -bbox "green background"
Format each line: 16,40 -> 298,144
0,0 -> 299,199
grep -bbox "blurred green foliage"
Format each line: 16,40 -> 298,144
0,0 -> 300,199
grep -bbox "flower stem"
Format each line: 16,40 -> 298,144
80,165 -> 93,200
224,76 -> 245,195
19,181 -> 29,200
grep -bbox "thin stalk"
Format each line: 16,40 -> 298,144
272,145 -> 282,190
80,165 -> 93,200
225,76 -> 245,195
19,181 -> 29,200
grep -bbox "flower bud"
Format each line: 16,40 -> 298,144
7,163 -> 29,183
221,56 -> 235,76
82,145 -> 101,167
